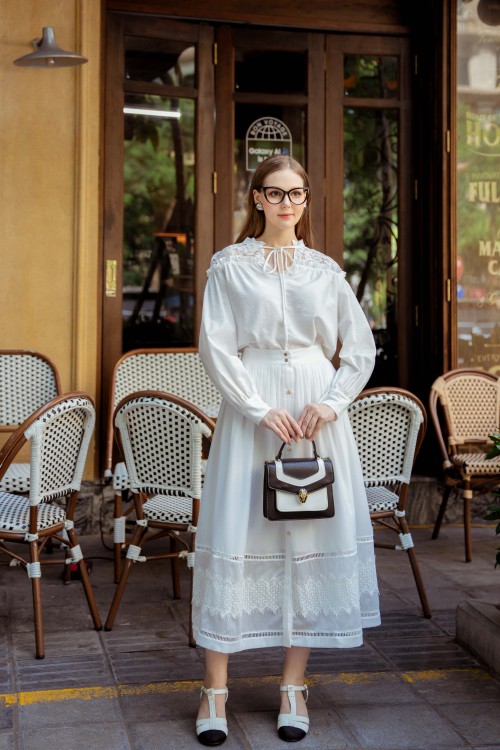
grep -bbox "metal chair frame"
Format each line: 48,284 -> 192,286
429,368 -> 500,562
0,393 -> 102,658
104,390 -> 215,647
348,386 -> 431,618
104,347 -> 222,582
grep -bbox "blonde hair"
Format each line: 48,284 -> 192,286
235,156 -> 315,248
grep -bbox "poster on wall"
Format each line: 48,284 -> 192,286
457,0 -> 500,375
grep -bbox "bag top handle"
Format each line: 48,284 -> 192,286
276,439 -> 318,460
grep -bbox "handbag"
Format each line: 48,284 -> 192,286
263,440 -> 335,521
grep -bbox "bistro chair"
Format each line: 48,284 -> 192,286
104,390 -> 215,646
348,387 -> 431,618
104,347 -> 222,582
0,393 -> 102,659
429,368 -> 500,562
0,349 -> 62,493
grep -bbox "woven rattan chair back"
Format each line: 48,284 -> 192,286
348,387 -> 431,618
431,369 -> 499,452
348,390 -> 425,489
0,350 -> 61,426
106,347 -> 220,468
0,393 -> 101,658
113,349 -> 221,411
105,348 -> 221,582
25,395 -> 95,505
0,350 -> 62,494
429,368 -> 500,561
104,391 -> 214,646
115,392 -> 211,499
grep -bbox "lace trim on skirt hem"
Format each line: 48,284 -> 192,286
193,628 -> 365,653
195,539 -> 374,563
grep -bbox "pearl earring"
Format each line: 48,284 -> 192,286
256,202 -> 263,211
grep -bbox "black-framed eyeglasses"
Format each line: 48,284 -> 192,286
260,186 -> 309,205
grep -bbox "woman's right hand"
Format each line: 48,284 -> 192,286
260,409 -> 303,444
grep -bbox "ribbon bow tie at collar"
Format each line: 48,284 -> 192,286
262,245 -> 298,274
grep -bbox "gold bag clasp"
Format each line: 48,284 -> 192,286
298,488 -> 308,503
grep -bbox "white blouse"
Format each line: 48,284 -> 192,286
199,237 -> 376,423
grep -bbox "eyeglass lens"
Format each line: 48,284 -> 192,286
261,187 -> 309,205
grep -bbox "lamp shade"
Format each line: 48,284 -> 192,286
13,27 -> 88,67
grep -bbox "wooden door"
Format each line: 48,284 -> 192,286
102,17 -> 413,432
326,35 -> 412,386
102,14 -> 215,420
214,28 -> 412,386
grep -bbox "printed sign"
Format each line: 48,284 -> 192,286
246,117 -> 293,171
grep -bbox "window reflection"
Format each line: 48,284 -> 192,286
343,107 -> 398,384
235,50 -> 306,94
344,55 -> 398,98
456,0 -> 500,375
123,94 -> 195,349
233,104 -> 305,239
125,38 -> 195,87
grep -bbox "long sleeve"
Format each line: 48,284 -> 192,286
320,277 -> 376,418
198,266 -> 271,424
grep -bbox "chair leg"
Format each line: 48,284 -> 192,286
65,529 -> 102,630
113,491 -> 124,583
463,485 -> 473,563
398,514 -> 432,618
170,535 -> 181,600
432,485 -> 452,540
62,540 -> 72,585
105,525 -> 147,630
105,556 -> 136,630
29,541 -> 45,659
406,546 -> 432,618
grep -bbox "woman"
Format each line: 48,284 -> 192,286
192,155 -> 380,745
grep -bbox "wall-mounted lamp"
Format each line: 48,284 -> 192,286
13,27 -> 88,67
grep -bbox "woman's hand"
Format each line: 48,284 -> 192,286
260,409 -> 304,444
298,403 -> 337,440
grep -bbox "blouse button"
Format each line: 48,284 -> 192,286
286,389 -> 292,395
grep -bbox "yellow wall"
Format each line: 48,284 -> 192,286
0,0 -> 102,474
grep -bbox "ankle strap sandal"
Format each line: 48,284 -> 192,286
196,686 -> 228,746
277,684 -> 309,742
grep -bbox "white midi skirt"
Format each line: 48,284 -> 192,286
192,345 -> 380,653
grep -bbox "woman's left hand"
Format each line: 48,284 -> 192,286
297,403 -> 337,440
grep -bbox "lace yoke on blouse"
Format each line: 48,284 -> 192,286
207,238 -> 345,277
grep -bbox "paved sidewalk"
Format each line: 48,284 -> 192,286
1,525 -> 500,750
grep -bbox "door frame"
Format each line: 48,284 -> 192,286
214,26 -> 326,251
101,15 -> 414,433
101,13 -> 215,457
326,34 -> 412,386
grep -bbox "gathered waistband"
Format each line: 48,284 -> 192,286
241,345 -> 326,364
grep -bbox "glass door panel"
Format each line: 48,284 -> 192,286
326,38 -> 409,386
344,107 -> 399,383
234,103 -> 306,239
102,15 -> 214,463
456,0 -> 500,374
234,49 -> 307,94
124,37 -> 195,86
343,54 -> 399,98
123,94 -> 195,350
